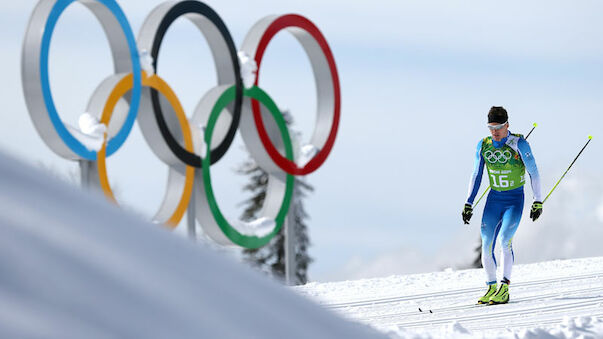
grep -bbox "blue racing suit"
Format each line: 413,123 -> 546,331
466,131 -> 541,285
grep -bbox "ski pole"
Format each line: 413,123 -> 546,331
473,123 -> 538,207
524,122 -> 538,139
543,135 -> 593,203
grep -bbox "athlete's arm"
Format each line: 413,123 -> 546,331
517,138 -> 542,201
466,139 -> 485,205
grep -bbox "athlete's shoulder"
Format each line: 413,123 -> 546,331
516,135 -> 532,150
506,132 -> 524,146
476,137 -> 490,152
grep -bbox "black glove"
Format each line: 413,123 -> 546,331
530,201 -> 543,221
462,203 -> 473,224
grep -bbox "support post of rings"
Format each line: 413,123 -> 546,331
79,160 -> 92,190
284,191 -> 297,285
187,181 -> 196,240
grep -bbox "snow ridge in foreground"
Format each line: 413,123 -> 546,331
0,151 -> 383,339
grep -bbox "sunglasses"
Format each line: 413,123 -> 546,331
487,121 -> 508,130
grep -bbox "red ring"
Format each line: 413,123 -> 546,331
252,14 -> 340,175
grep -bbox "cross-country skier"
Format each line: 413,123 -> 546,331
462,106 -> 543,305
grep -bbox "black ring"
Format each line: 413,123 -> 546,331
149,0 -> 242,167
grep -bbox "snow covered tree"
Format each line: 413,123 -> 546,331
287,178 -> 314,283
237,112 -> 313,284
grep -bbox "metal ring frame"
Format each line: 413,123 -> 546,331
21,0 -> 340,248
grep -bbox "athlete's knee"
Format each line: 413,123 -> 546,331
481,225 -> 498,248
500,236 -> 513,251
481,238 -> 494,255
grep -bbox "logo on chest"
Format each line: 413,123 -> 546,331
484,149 -> 512,164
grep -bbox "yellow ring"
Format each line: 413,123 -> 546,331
97,71 -> 194,228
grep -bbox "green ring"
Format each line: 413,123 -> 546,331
202,86 -> 294,248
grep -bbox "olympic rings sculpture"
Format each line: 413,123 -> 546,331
484,150 -> 512,164
22,0 -> 340,249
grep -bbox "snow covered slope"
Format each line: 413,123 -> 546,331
296,257 -> 603,338
0,151 -> 383,339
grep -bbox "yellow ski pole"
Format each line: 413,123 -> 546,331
543,135 -> 593,203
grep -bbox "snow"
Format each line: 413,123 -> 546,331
233,216 -> 276,237
295,257 -> 603,338
78,112 -> 106,136
64,113 -> 107,152
0,151 -> 382,338
238,51 -> 257,89
296,144 -> 319,167
192,123 -> 207,158
139,49 -> 155,75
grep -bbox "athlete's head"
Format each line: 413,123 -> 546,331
487,106 -> 509,141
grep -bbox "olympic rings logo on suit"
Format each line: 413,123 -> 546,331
22,0 -> 341,249
484,150 -> 512,164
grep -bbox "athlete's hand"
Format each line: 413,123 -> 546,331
462,203 -> 473,224
530,201 -> 543,221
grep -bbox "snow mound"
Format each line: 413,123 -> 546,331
78,112 -> 106,136
0,151 -> 383,339
64,112 -> 107,152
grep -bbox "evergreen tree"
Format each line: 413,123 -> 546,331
237,113 -> 313,284
471,237 -> 483,268
289,179 -> 313,283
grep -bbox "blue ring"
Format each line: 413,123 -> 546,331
40,0 -> 141,159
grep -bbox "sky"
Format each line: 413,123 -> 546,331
2,0 -> 603,282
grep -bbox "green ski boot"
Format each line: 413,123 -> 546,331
477,284 -> 497,304
489,279 -> 510,305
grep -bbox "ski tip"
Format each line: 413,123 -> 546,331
588,134 -> 593,140
533,122 -> 538,127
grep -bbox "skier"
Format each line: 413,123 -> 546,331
462,106 -> 543,305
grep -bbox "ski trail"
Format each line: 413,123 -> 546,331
306,266 -> 603,335
392,296 -> 603,328
360,285 -> 603,321
324,271 -> 603,309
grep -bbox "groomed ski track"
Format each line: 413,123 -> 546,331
296,258 -> 603,337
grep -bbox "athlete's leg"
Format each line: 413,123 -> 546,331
498,196 -> 525,282
481,198 -> 504,284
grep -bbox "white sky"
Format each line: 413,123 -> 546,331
2,0 -> 603,282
